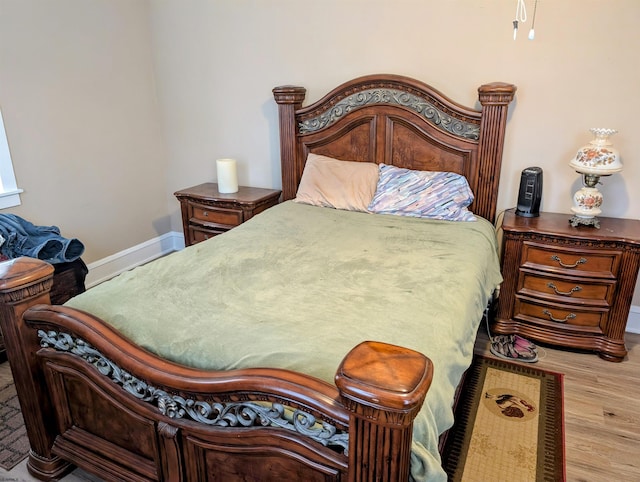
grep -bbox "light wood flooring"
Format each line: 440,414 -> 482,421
1,329 -> 639,482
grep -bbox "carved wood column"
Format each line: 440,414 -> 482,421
477,82 -> 517,224
157,422 -> 183,482
0,257 -> 73,480
273,86 -> 306,201
335,341 -> 433,482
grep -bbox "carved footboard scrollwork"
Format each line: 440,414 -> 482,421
38,329 -> 350,454
0,257 -> 432,482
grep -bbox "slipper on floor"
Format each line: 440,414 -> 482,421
492,334 -> 538,353
513,334 -> 537,352
490,336 -> 538,363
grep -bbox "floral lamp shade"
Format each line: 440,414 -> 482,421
569,128 -> 623,228
569,128 -> 622,175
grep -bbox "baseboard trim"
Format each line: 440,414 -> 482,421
84,232 -> 640,334
85,231 -> 185,288
628,305 -> 640,334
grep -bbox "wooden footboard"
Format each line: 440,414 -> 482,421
0,258 -> 433,482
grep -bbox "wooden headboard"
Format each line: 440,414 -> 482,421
273,74 -> 516,224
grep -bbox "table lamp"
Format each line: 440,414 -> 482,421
569,128 -> 622,228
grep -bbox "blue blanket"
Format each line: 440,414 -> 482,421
0,214 -> 84,264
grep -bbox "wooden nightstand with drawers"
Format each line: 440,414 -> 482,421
494,208 -> 640,362
174,183 -> 281,247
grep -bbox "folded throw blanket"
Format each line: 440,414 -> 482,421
0,214 -> 84,264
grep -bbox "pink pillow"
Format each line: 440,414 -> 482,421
295,153 -> 379,212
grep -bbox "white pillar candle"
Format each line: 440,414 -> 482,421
216,158 -> 238,193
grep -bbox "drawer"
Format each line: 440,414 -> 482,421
189,226 -> 228,244
521,242 -> 620,279
190,202 -> 243,227
517,269 -> 614,307
514,297 -> 606,331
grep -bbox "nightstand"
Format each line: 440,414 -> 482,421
174,183 -> 281,247
494,208 -> 640,362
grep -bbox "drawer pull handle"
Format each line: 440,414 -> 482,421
542,309 -> 576,323
547,282 -> 582,296
550,255 -> 587,269
203,211 -> 209,217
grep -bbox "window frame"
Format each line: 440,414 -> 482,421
0,108 -> 23,209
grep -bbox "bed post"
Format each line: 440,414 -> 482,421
335,341 -> 433,482
273,85 -> 306,201
0,258 -> 73,480
476,82 -> 517,224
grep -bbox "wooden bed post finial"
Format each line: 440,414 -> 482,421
335,341 -> 433,482
478,82 -> 517,105
273,86 -> 306,202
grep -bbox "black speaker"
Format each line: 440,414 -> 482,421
515,167 -> 543,217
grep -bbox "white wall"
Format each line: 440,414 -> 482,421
149,0 -> 640,304
1,1 -> 638,305
0,0 -> 168,261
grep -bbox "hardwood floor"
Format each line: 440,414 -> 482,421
1,329 -> 639,481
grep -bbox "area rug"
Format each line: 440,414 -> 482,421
0,379 -> 29,470
442,355 -> 565,482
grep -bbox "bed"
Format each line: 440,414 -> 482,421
0,74 -> 515,482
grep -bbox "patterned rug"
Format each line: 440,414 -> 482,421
0,379 -> 29,470
442,355 -> 565,482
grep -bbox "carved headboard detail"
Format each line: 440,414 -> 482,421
273,74 -> 516,224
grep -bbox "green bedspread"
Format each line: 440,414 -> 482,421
66,200 -> 502,482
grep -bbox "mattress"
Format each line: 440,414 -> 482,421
66,200 -> 503,481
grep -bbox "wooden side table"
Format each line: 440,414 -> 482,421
494,208 -> 640,362
174,183 -> 281,247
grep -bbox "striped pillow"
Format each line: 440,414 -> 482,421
367,164 -> 476,221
